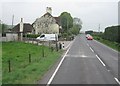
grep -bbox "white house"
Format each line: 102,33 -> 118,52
33,7 -> 61,34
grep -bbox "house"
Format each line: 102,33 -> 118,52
32,7 -> 61,34
12,18 -> 34,41
12,18 -> 34,34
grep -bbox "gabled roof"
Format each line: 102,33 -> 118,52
32,12 -> 61,26
43,12 -> 53,17
12,23 -> 34,33
54,17 -> 61,26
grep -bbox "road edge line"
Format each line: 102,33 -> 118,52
46,42 -> 73,85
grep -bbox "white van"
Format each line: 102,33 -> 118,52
36,34 -> 58,41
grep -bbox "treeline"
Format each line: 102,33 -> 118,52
103,25 -> 120,43
90,25 -> 120,43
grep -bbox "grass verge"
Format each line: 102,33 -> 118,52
93,35 -> 120,52
2,41 -> 62,84
0,42 -> 2,85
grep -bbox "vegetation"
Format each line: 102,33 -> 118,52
0,42 -> 2,85
2,42 -> 62,84
85,30 -> 93,34
70,24 -> 81,35
103,25 -> 120,43
23,34 -> 40,38
60,12 -> 73,31
59,12 -> 82,40
92,32 -> 120,52
0,23 -> 9,33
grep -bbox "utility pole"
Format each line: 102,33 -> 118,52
98,24 -> 100,33
11,15 -> 14,29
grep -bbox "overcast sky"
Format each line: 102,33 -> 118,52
0,0 -> 119,32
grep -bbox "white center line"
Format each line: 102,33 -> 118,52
114,77 -> 120,85
96,55 -> 106,66
90,47 -> 94,52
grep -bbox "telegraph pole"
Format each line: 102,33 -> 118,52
11,15 -> 14,29
98,24 -> 100,33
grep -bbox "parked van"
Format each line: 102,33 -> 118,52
36,34 -> 58,41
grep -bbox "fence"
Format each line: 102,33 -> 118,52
5,46 -> 56,73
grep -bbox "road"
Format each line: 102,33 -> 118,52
47,34 -> 119,84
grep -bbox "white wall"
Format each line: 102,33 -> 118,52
2,33 -> 18,42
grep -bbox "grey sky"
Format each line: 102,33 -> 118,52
1,0 -> 119,32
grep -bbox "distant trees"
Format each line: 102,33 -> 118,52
91,25 -> 120,44
85,30 -> 93,34
70,24 -> 80,35
71,17 -> 82,35
103,25 -> 120,43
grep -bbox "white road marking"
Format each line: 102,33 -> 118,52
90,47 -> 94,52
66,54 -> 89,58
96,55 -> 106,66
47,41 -> 73,86
114,77 -> 120,85
64,41 -> 73,50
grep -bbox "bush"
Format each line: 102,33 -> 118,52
103,25 -> 119,43
24,34 -> 40,38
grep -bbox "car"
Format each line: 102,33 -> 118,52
86,34 -> 90,38
87,35 -> 93,40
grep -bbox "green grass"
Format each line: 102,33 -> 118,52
2,41 -> 62,84
0,42 -> 2,85
93,35 -> 120,52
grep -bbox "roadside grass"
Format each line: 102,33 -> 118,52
0,42 -> 2,85
2,41 -> 62,84
93,35 -> 120,52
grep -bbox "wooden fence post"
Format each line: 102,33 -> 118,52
42,45 -> 44,57
8,60 -> 11,72
29,53 -> 31,63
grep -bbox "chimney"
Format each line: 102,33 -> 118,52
21,18 -> 23,22
46,7 -> 52,14
20,18 -> 23,32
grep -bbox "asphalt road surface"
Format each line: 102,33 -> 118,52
48,34 -> 119,84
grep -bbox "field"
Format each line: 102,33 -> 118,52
2,41 -> 62,84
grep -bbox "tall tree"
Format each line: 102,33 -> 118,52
1,24 -> 8,33
60,12 -> 73,32
69,17 -> 82,35
73,17 -> 82,29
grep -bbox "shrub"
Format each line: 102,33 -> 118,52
24,34 -> 40,38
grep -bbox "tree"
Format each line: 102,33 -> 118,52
60,12 -> 73,32
71,17 -> 82,35
1,23 -> 8,33
103,25 -> 119,43
85,30 -> 93,34
70,24 -> 80,35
